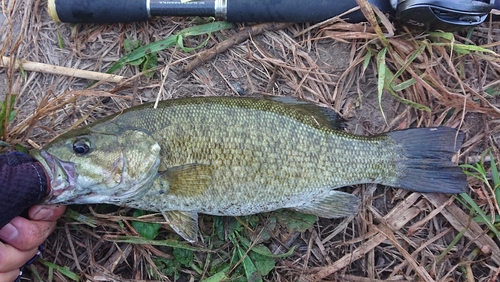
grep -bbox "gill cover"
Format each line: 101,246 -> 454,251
33,128 -> 161,204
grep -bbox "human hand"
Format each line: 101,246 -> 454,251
0,205 -> 66,282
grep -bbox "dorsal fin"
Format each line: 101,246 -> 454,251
266,96 -> 344,130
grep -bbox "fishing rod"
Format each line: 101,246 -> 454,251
48,0 -> 496,31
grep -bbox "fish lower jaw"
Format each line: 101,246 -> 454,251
43,180 -> 78,204
46,191 -> 126,205
70,194 -> 122,204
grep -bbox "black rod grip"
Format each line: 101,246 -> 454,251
48,0 -> 151,23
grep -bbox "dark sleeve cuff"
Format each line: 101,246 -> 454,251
0,152 -> 49,229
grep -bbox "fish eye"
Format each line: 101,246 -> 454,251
73,138 -> 91,156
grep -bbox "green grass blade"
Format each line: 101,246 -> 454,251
391,78 -> 417,91
376,47 -> 388,123
132,210 -> 161,240
57,31 -> 64,49
275,210 -> 316,232
27,265 -> 44,281
434,223 -> 467,265
0,95 -> 17,138
105,37 -> 177,74
239,236 -> 295,258
490,152 -> 500,213
64,208 -> 98,227
236,244 -> 263,282
484,85 -> 500,96
202,267 -> 230,282
390,43 -> 426,86
179,19 -> 233,37
105,21 -> 233,75
428,31 -> 455,41
385,79 -> 431,112
473,214 -> 500,223
107,236 -> 209,251
249,251 -> 275,276
460,162 -> 489,187
362,50 -> 372,74
38,259 -> 80,281
490,152 -> 500,190
459,193 -> 500,239
431,42 -> 498,56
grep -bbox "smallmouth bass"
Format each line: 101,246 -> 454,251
31,96 -> 466,242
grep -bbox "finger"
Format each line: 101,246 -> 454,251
0,217 -> 56,251
0,241 -> 38,272
29,205 -> 66,221
0,269 -> 22,282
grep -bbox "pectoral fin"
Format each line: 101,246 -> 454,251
160,164 -> 213,197
291,190 -> 359,218
162,210 -> 199,243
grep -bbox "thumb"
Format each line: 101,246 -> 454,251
29,205 -> 66,221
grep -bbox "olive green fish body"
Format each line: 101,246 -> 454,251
89,98 -> 401,213
32,96 -> 466,242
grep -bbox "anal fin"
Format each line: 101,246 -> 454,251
291,190 -> 359,218
162,210 -> 199,243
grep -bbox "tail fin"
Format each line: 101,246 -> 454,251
387,127 -> 467,193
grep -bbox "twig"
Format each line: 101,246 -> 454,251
1,56 -> 124,83
355,0 -> 389,45
65,223 -> 83,272
181,22 -> 292,75
307,193 -> 422,280
423,193 -> 500,266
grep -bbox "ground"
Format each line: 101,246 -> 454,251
1,0 -> 500,281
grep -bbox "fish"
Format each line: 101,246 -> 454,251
30,96 -> 467,242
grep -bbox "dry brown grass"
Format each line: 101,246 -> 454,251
1,0 -> 500,281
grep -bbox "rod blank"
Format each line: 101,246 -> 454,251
48,0 -> 374,24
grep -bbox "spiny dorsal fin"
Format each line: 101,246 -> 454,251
162,210 -> 199,242
291,190 -> 359,218
266,96 -> 344,130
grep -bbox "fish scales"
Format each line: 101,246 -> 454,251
89,98 -> 399,213
31,96 -> 467,242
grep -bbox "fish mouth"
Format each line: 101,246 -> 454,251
31,149 -> 78,204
